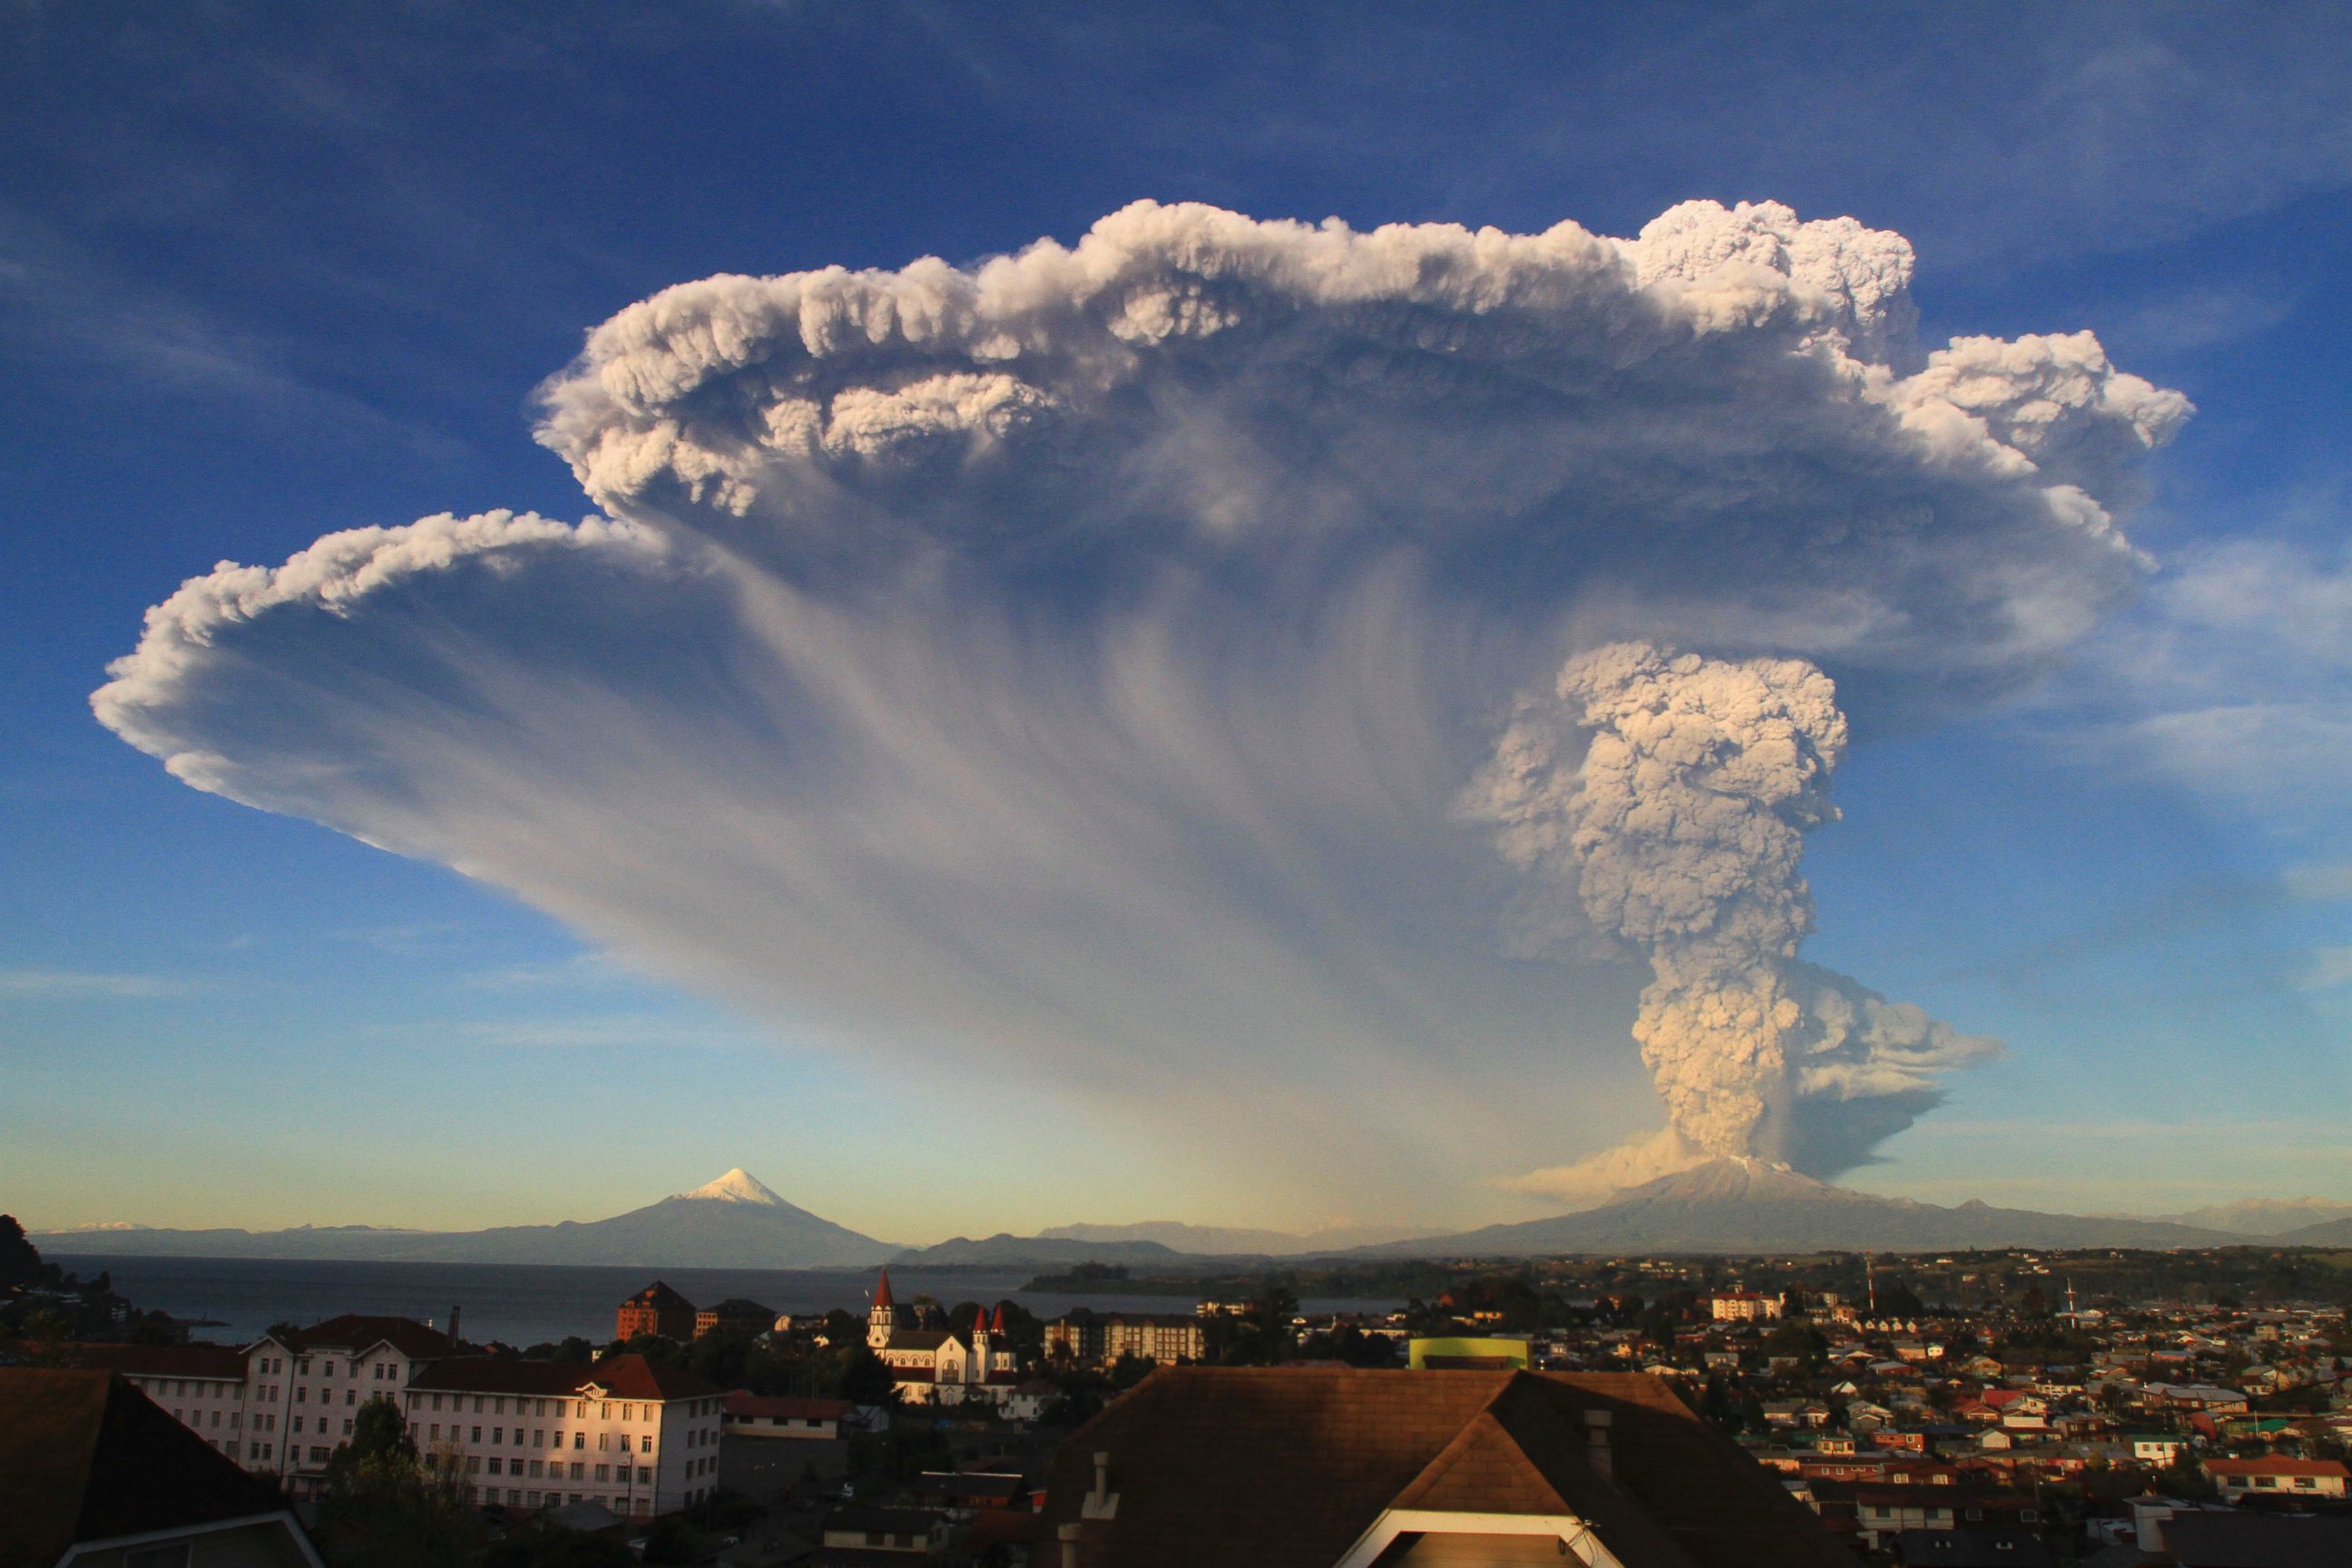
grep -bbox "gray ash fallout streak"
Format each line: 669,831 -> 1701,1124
94,200 -> 2187,1211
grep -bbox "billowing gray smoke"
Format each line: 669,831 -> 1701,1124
93,200 -> 2187,1214
1468,642 -> 1999,1197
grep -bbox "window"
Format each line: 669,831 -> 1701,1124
429,1424 -> 440,1441
595,1465 -> 610,1482
310,1446 -> 329,1463
597,1433 -> 609,1451
466,1456 -> 480,1474
491,1427 -> 501,1444
472,1426 -> 482,1442
576,1401 -> 588,1418
573,1432 -> 585,1449
570,1462 -> 584,1480
324,1361 -> 336,1377
488,1458 -> 503,1475
533,1428 -> 544,1446
473,1396 -> 485,1414
342,1418 -> 353,1436
528,1460 -> 544,1478
432,1395 -> 444,1412
295,1387 -> 307,1404
601,1402 -> 611,1419
641,1436 -> 652,1453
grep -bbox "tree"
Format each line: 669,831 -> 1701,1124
0,1215 -> 50,1291
828,1342 -> 898,1405
1876,1279 -> 1926,1318
316,1398 -> 472,1568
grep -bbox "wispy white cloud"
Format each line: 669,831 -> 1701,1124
0,968 -> 188,999
2302,946 -> 2352,992
2067,532 -> 2352,848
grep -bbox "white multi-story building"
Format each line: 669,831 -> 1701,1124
402,1354 -> 727,1516
83,1313 -> 459,1494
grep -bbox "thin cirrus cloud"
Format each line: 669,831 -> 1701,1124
93,199 -> 2188,1212
0,968 -> 190,999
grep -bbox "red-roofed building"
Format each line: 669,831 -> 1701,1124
66,1312 -> 461,1498
863,1270 -> 1019,1406
617,1280 -> 697,1342
723,1391 -> 849,1440
401,1353 -> 725,1517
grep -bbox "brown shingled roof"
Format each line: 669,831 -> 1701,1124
407,1353 -> 722,1402
1034,1367 -> 1850,1568
0,1368 -> 289,1568
68,1341 -> 250,1380
289,1314 -> 456,1358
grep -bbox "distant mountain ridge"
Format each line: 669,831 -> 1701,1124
891,1234 -> 1192,1268
1035,1220 -> 1409,1256
34,1169 -> 897,1269
1351,1159 -> 2245,1257
2143,1197 -> 2352,1236
41,1161 -> 2337,1269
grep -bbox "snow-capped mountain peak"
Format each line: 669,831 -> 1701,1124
672,1168 -> 788,1206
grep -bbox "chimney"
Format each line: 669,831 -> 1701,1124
1583,1408 -> 1613,1480
1081,1450 -> 1119,1520
448,1305 -> 462,1347
1057,1523 -> 1082,1568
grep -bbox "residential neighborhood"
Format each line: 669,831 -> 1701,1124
10,1217 -> 2352,1566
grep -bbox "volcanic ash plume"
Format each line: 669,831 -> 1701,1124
91,199 -> 2180,1211
1471,642 -> 1999,1198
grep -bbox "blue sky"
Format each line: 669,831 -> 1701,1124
4,3 -> 2348,1242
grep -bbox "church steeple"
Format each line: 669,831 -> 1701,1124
867,1268 -> 897,1350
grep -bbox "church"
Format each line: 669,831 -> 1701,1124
863,1269 -> 1020,1406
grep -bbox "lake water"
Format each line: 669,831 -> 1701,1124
73,1255 -> 1404,1348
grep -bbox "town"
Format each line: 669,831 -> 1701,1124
7,1215 -> 2351,1567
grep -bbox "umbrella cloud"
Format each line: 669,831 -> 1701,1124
94,200 -> 2187,1211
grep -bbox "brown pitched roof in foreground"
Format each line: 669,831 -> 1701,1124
408,1352 -> 723,1402
0,1368 -> 289,1568
1036,1367 -> 1851,1568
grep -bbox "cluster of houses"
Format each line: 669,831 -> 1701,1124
15,1259 -> 2352,1566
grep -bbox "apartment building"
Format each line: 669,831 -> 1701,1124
1044,1307 -> 1207,1368
78,1312 -> 457,1494
401,1353 -> 726,1516
75,1341 -> 250,1460
248,1314 -> 461,1494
